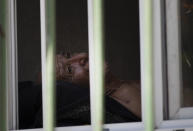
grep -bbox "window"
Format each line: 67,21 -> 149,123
166,0 -> 193,120
1,0 -> 193,131
181,0 -> 193,108
16,0 -> 142,130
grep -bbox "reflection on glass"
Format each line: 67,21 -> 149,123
181,0 -> 193,107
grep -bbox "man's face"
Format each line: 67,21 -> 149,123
56,53 -> 89,86
56,52 -> 110,86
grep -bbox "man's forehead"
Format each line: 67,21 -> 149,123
65,53 -> 88,63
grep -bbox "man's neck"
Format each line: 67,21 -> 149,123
105,72 -> 123,94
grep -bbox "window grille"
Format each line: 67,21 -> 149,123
2,0 -> 153,131
1,0 -> 193,131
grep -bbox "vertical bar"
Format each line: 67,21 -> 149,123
139,0 -> 154,131
0,0 -> 8,130
87,0 -> 105,131
166,0 -> 182,119
7,0 -> 19,129
153,0 -> 167,126
40,0 -> 56,130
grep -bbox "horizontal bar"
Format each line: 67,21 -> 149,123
139,0 -> 154,131
0,0 -> 8,130
40,0 -> 56,130
87,0 -> 105,131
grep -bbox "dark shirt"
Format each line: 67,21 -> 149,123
19,81 -> 140,129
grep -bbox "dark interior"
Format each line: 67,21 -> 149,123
180,0 -> 193,107
17,0 -> 141,129
17,0 -> 140,82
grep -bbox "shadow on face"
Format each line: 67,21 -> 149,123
56,52 -> 90,86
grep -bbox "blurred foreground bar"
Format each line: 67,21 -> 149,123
139,0 -> 154,131
87,0 -> 105,131
40,0 -> 56,130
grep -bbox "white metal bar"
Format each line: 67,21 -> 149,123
165,0 -> 182,119
10,121 -> 193,131
172,107 -> 193,119
139,0 -> 154,130
159,119 -> 193,129
10,123 -> 144,131
156,127 -> 193,131
10,127 -> 193,131
40,0 -> 56,130
153,0 -> 166,127
87,0 -> 105,131
104,122 -> 144,131
7,0 -> 19,129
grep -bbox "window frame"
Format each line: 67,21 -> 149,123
6,0 -> 193,131
166,0 -> 193,120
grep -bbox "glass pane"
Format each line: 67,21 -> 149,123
17,0 -> 141,129
17,0 -> 42,129
104,0 -> 141,122
181,0 -> 193,107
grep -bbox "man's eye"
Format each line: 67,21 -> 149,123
80,58 -> 88,65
